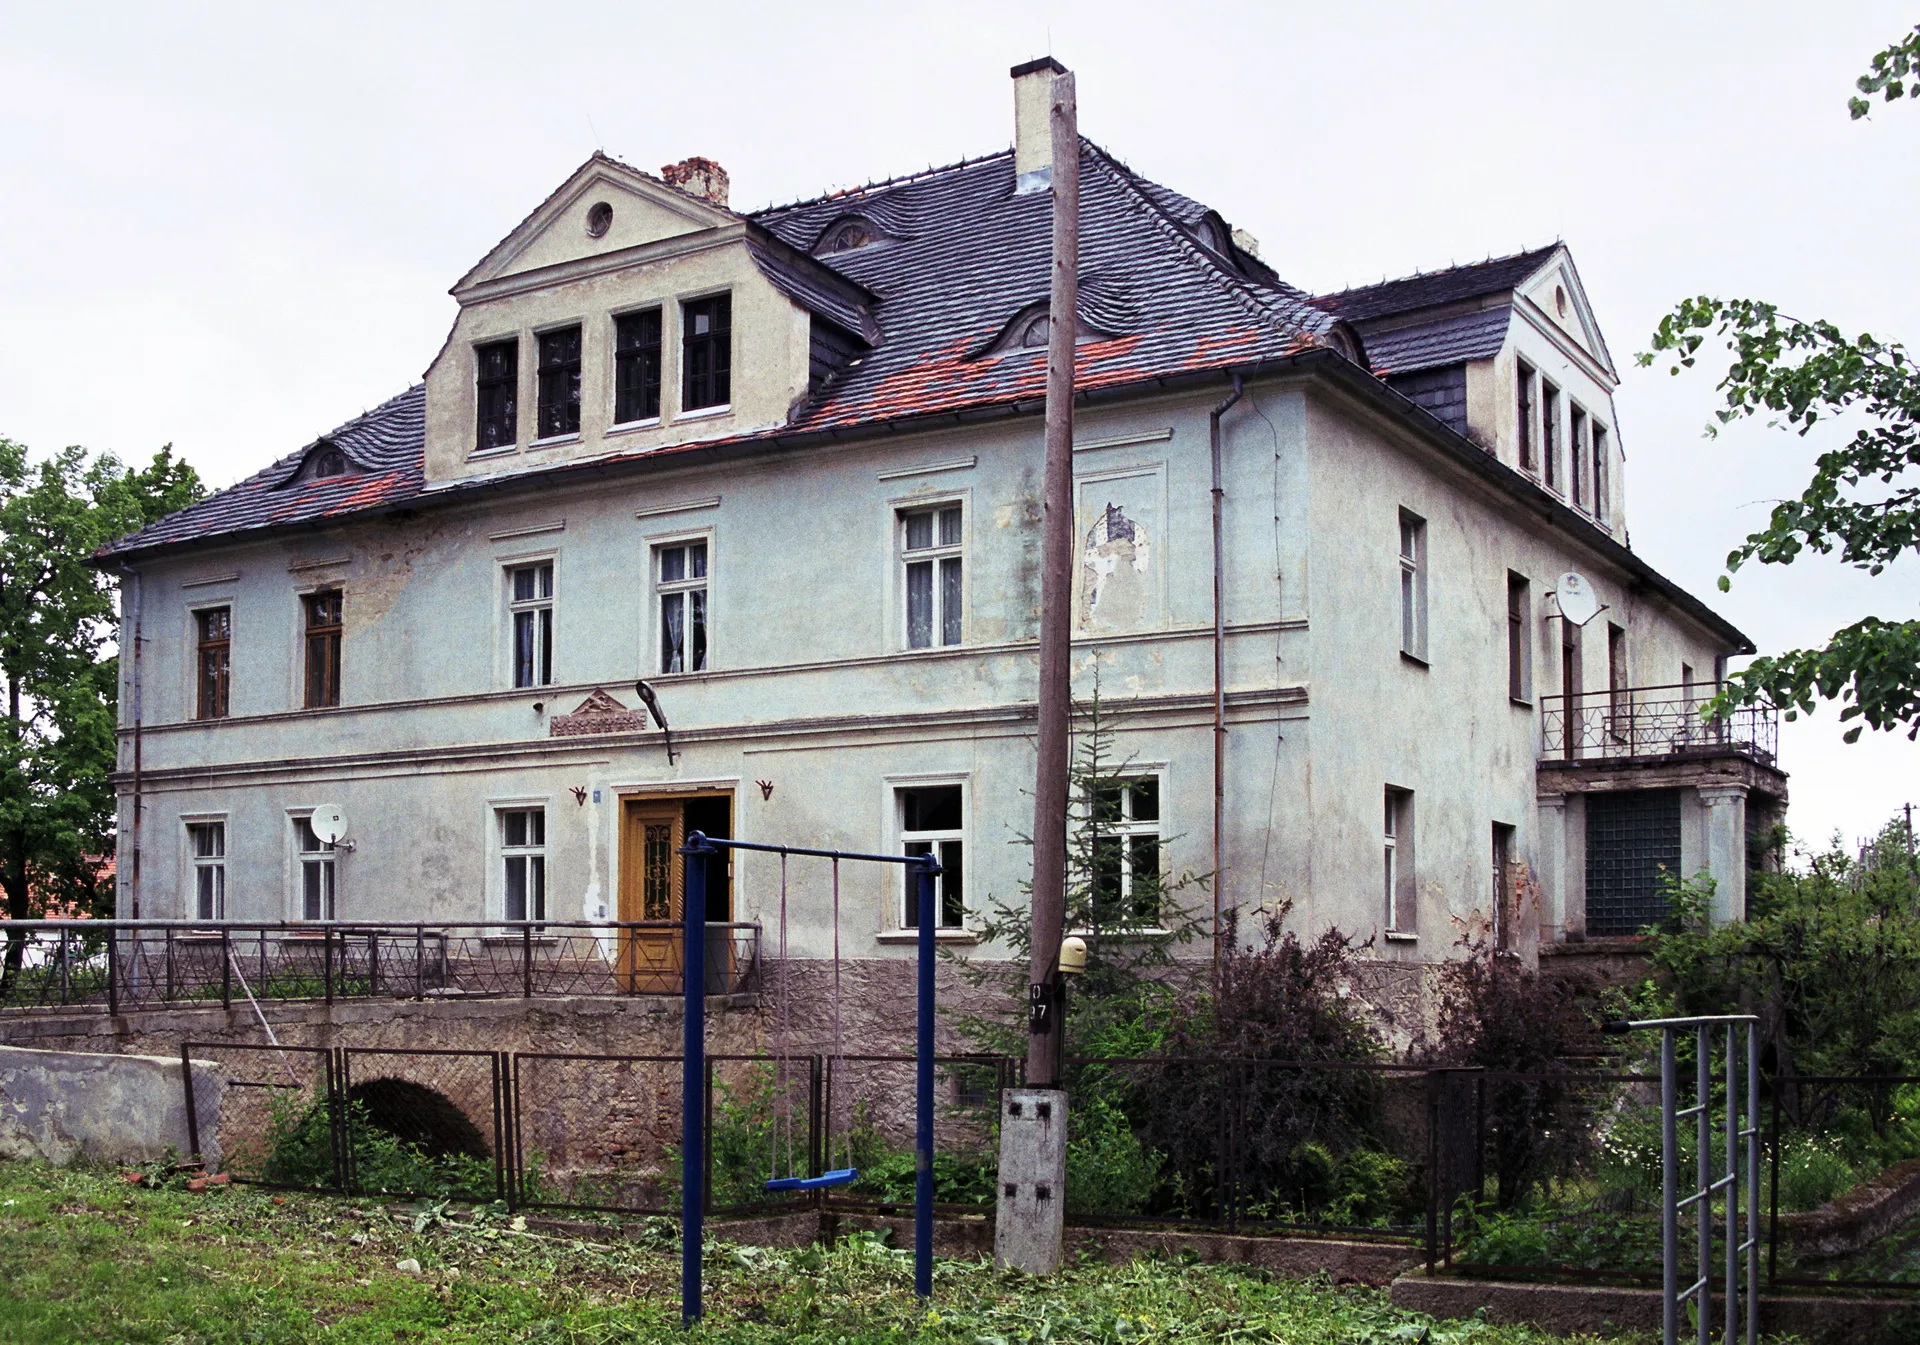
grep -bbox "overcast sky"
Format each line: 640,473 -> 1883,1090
3,2 -> 1914,855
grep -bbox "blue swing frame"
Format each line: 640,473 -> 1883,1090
679,832 -> 939,1327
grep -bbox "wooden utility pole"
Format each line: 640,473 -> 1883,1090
1025,66 -> 1077,1091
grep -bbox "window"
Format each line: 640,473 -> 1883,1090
1559,617 -> 1583,759
614,309 -> 663,424
1608,622 -> 1628,725
501,807 -> 547,923
295,816 -> 336,921
1398,510 -> 1427,661
537,326 -> 582,439
1384,788 -> 1415,934
1516,360 -> 1536,472
1570,405 -> 1588,510
508,563 -> 554,688
1506,572 -> 1531,703
303,590 -> 342,709
682,294 -> 732,411
656,540 -> 708,674
901,505 -> 963,649
188,822 -> 225,921
1491,822 -> 1515,952
1592,424 -> 1610,525
1089,777 -> 1162,929
312,448 -> 348,479
195,607 -> 231,720
475,339 -> 518,450
1541,380 -> 1561,492
899,785 -> 964,929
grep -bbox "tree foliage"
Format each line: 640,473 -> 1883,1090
1850,24 -> 1920,119
0,439 -> 201,944
1639,25 -> 1920,741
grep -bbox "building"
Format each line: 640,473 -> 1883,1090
98,60 -> 1784,1013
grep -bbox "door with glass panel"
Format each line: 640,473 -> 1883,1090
618,800 -> 682,993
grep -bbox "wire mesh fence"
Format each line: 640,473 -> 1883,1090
0,921 -> 761,1013
337,1048 -> 506,1203
183,1041 -> 341,1192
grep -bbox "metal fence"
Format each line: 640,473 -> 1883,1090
1540,683 -> 1777,765
0,920 -> 761,1014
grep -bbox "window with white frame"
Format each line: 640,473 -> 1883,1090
1398,510 -> 1428,661
1384,787 -> 1415,934
500,807 -> 547,923
294,816 -> 336,921
1088,776 -> 1162,929
900,504 -> 963,649
507,562 -> 554,688
656,540 -> 708,674
898,784 -> 964,929
188,821 -> 225,921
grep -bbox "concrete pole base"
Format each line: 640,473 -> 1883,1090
994,1087 -> 1068,1273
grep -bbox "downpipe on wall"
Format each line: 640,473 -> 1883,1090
1209,373 -> 1244,980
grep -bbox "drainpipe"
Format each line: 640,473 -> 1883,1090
1209,373 -> 1244,980
121,566 -> 143,921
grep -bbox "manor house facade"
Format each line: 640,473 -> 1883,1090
99,60 -> 1785,993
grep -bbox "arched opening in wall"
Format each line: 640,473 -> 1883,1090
346,1078 -> 490,1160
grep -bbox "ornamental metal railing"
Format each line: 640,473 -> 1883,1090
0,919 -> 760,1015
1540,683 -> 1777,766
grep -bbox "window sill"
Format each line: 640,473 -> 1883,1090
1399,650 -> 1429,670
467,445 -> 518,461
1510,696 -> 1533,710
1383,930 -> 1419,943
605,418 -> 662,438
528,433 -> 581,450
479,934 -> 563,946
676,404 -> 731,422
875,929 -> 979,946
1067,927 -> 1174,940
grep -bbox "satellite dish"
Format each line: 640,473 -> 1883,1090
309,804 -> 348,846
1555,572 -> 1601,626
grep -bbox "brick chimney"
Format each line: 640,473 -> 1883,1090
661,157 -> 730,209
1011,56 -> 1068,195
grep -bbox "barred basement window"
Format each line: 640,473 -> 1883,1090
188,822 -> 225,921
196,606 -> 231,720
537,326 -> 583,438
613,309 -> 663,424
508,562 -> 554,688
501,807 -> 547,923
475,339 -> 518,450
303,590 -> 342,709
901,504 -> 963,649
682,294 -> 731,411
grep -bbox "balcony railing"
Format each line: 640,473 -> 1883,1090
0,920 -> 760,1016
1540,682 -> 1778,766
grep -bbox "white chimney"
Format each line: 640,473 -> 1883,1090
1011,56 -> 1068,195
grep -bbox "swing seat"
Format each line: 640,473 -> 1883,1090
764,1167 -> 860,1192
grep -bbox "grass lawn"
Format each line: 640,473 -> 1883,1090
0,1160 -> 1641,1344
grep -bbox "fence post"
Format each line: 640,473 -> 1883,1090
522,925 -> 533,999
58,928 -> 69,1005
491,1052 -> 507,1205
680,836 -> 710,1328
415,925 -> 425,1000
1425,1069 -> 1440,1272
107,927 -> 118,1017
323,927 -> 333,1005
180,1043 -> 201,1161
220,928 -> 231,1010
165,925 -> 175,1003
1696,1025 -> 1711,1345
1661,1028 -> 1677,1345
368,932 -> 379,997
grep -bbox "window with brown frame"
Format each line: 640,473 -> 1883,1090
1570,404 -> 1588,510
614,309 -> 663,424
1516,360 -> 1536,472
537,326 -> 582,439
682,294 -> 732,411
1506,572 -> 1531,702
303,590 -> 342,709
1592,423 -> 1611,525
1541,380 -> 1561,492
195,606 -> 231,720
475,339 -> 518,450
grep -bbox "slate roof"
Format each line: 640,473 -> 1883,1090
1315,246 -> 1559,323
1361,306 -> 1514,376
101,141 -> 1338,560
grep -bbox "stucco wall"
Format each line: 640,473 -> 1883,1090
0,1044 -> 223,1168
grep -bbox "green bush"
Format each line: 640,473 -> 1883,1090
258,1093 -> 500,1201
1065,1094 -> 1164,1216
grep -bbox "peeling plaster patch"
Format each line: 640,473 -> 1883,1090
353,520 -> 458,629
1078,503 -> 1153,632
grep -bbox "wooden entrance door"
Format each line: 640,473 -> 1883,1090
619,800 -> 683,994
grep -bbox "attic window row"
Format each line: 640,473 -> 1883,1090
472,293 -> 732,452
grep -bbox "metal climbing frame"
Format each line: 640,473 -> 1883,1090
678,831 -> 939,1328
1609,1015 -> 1760,1345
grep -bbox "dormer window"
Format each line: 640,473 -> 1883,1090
537,326 -> 582,439
682,294 -> 731,412
312,448 -> 348,479
1018,313 -> 1051,349
815,217 -> 878,255
476,338 -> 518,450
981,302 -> 1110,358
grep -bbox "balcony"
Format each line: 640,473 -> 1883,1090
1540,682 -> 1778,767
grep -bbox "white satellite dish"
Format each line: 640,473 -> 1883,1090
1555,572 -> 1601,626
309,803 -> 349,846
